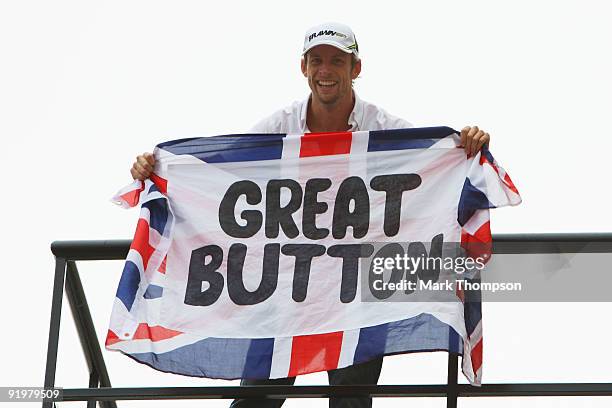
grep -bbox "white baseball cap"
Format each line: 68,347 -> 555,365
302,22 -> 359,59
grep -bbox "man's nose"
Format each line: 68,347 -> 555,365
317,63 -> 333,77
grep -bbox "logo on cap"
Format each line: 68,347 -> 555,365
307,30 -> 348,42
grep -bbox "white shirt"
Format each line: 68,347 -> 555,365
250,92 -> 412,134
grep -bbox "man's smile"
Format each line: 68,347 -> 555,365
316,80 -> 338,88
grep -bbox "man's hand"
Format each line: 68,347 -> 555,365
130,152 -> 155,181
460,126 -> 490,157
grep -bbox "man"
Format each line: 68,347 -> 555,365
130,22 -> 491,408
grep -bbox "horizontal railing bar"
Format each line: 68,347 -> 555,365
491,232 -> 612,254
51,240 -> 131,260
51,233 -> 612,260
492,232 -> 612,243
59,383 -> 612,401
61,385 -> 447,400
461,382 -> 612,397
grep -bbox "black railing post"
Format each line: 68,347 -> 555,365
446,352 -> 459,408
43,257 -> 66,408
88,371 -> 99,408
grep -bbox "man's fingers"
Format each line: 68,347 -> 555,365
462,126 -> 491,157
135,161 -> 151,175
131,167 -> 146,181
131,169 -> 145,181
477,132 -> 490,152
460,126 -> 470,147
137,155 -> 154,172
143,152 -> 155,166
465,126 -> 477,156
472,130 -> 485,155
130,152 -> 155,180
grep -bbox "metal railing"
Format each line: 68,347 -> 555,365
43,233 -> 612,407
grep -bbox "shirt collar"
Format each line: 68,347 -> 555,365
301,90 -> 363,133
348,91 -> 363,131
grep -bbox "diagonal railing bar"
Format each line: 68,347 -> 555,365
65,261 -> 117,408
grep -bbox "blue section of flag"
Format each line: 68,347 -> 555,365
383,313 -> 464,355
463,278 -> 483,335
354,323 -> 388,364
142,199 -> 168,235
458,178 -> 492,226
158,134 -> 286,163
242,338 -> 275,378
144,284 -> 163,299
354,314 -> 464,365
448,326 -> 462,354
116,261 -> 140,311
368,126 -> 456,152
131,337 -> 254,379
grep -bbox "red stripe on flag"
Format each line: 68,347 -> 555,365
503,173 -> 519,195
120,181 -> 145,207
150,173 -> 168,194
470,337 -> 483,373
479,154 -> 488,166
158,256 -> 167,274
132,323 -> 183,341
105,330 -> 121,346
469,221 -> 492,243
288,332 -> 343,376
461,221 -> 492,263
130,218 -> 155,270
299,132 -> 352,157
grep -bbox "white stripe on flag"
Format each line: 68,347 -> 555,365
109,333 -> 203,354
431,133 -> 460,149
337,329 -> 360,368
349,131 -> 369,178
281,134 -> 301,180
461,320 -> 483,384
269,336 -> 293,378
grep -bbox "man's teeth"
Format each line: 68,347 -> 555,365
317,80 -> 336,86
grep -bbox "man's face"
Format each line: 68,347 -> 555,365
301,45 -> 361,106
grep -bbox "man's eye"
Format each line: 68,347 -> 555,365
333,59 -> 344,65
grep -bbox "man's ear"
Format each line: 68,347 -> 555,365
301,57 -> 308,77
352,59 -> 362,80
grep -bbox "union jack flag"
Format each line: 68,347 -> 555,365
106,127 -> 521,385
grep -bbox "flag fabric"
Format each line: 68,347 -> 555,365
106,126 -> 521,385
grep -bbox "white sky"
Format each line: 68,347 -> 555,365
1,0 -> 611,407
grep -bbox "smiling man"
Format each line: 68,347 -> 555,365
129,21 -> 491,408
248,22 -> 414,136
